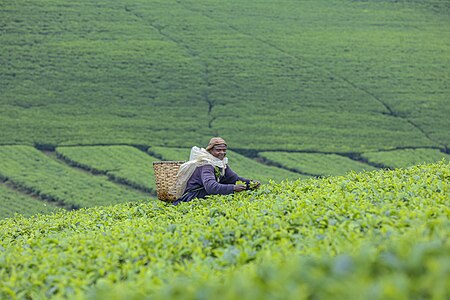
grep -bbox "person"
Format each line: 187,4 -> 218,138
171,137 -> 260,205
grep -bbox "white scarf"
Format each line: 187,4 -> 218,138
170,146 -> 228,199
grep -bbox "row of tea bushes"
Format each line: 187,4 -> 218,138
361,148 -> 450,169
0,146 -> 148,209
0,183 -> 60,219
56,145 -> 160,193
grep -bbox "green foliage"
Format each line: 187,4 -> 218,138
148,146 -> 190,161
259,151 -> 378,176
56,145 -> 160,192
1,0 -> 450,216
149,146 -> 306,182
0,0 -> 448,152
0,183 -> 61,218
0,162 -> 448,299
0,146 -> 148,209
361,148 -> 450,169
236,180 -> 259,190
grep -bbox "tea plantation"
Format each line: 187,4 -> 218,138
2,0 -> 450,216
1,0 -> 449,152
0,162 -> 448,299
1,1 -> 450,295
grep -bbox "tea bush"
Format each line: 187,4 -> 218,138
0,161 -> 448,299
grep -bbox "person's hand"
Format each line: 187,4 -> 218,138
250,180 -> 261,189
245,180 -> 260,190
233,184 -> 247,192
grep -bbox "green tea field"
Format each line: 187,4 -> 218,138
2,1 -> 449,297
1,0 -> 449,215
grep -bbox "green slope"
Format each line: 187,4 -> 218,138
1,0 -> 448,152
361,148 -> 450,169
259,152 -> 378,176
0,146 -> 148,208
1,0 -> 449,218
0,162 -> 448,299
0,183 -> 61,218
56,145 -> 160,192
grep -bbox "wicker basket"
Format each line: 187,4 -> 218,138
153,161 -> 185,201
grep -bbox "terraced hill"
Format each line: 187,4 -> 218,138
1,0 -> 449,217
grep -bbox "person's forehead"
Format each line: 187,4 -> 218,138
214,144 -> 227,150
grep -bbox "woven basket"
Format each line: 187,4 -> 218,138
153,161 -> 185,201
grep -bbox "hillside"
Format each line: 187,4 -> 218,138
1,0 -> 449,216
1,0 -> 449,151
0,162 -> 448,299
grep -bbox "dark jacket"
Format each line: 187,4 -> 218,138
173,164 -> 249,205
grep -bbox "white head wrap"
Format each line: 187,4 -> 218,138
170,146 -> 228,199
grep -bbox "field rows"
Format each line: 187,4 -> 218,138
0,145 -> 308,218
361,148 -> 450,169
259,152 -> 378,177
1,0 -> 448,151
1,0 -> 449,220
0,0 -> 448,296
0,146 -> 148,210
259,148 -> 450,176
56,145 -> 160,193
0,183 -> 60,219
2,144 -> 449,219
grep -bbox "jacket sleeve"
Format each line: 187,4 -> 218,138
221,166 -> 250,184
200,165 -> 235,195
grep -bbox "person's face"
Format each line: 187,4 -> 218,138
210,144 -> 227,160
